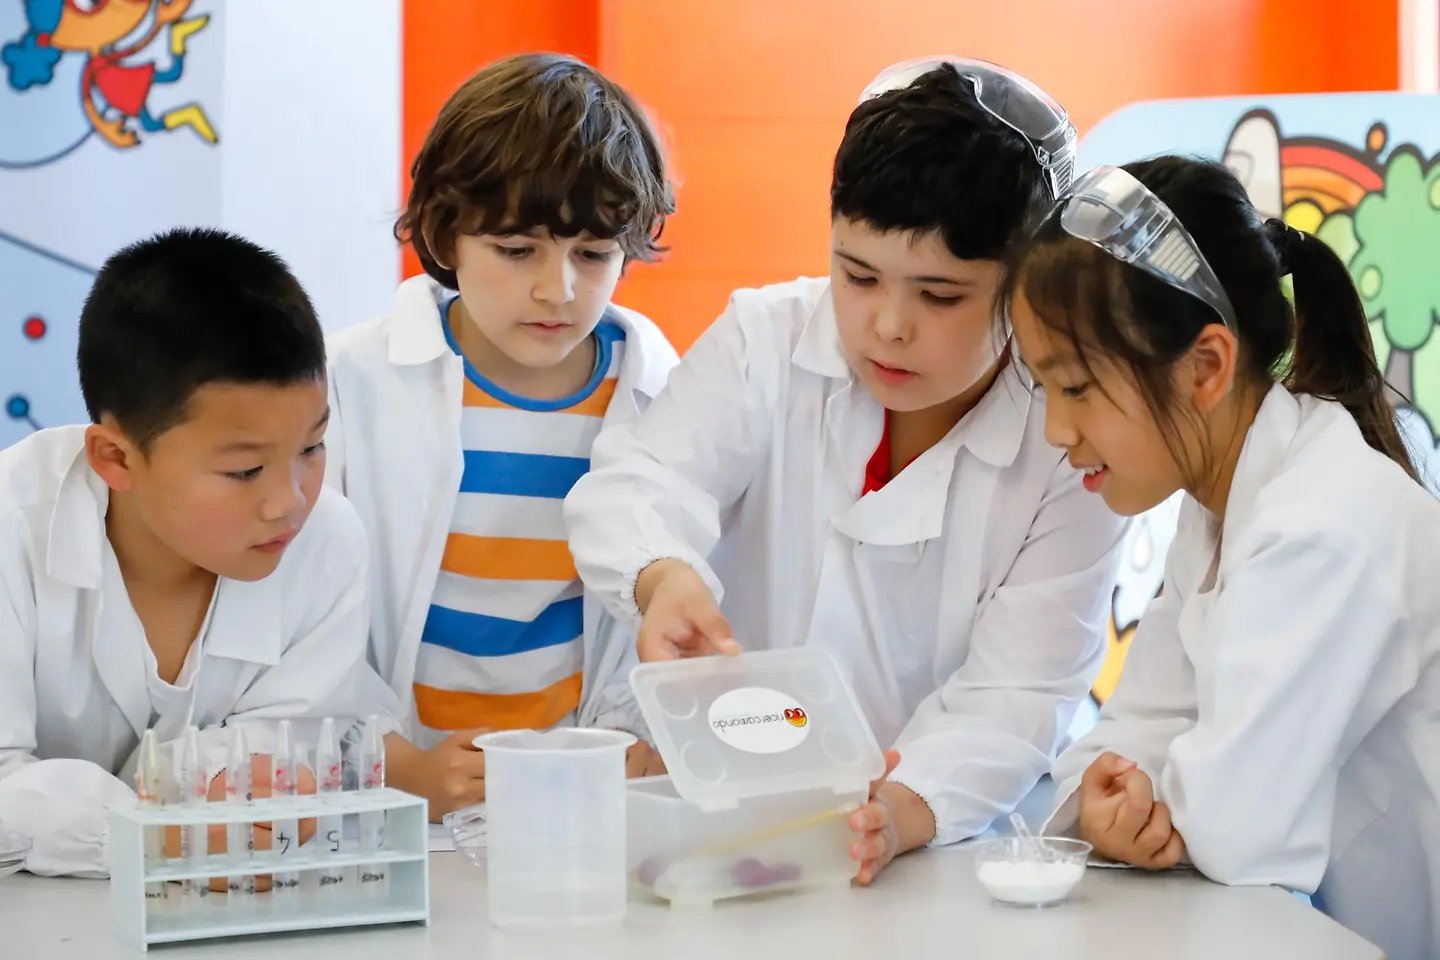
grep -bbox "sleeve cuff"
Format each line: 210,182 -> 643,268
622,552 -> 724,620
886,770 -> 974,848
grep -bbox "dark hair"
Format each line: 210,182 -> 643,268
1007,155 -> 1418,483
397,52 -> 675,289
831,64 -> 1054,260
79,227 -> 325,450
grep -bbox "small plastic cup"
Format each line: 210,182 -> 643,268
476,728 -> 635,929
971,836 -> 1091,907
443,803 -> 487,868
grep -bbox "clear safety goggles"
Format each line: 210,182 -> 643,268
1047,165 -> 1239,331
859,56 -> 1078,198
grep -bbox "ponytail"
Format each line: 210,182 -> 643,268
1265,219 -> 1420,482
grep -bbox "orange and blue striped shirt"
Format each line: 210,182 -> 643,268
412,301 -> 624,745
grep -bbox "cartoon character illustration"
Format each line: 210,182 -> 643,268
1093,602 -> 1143,707
1221,109 -> 1440,443
1,229 -> 98,447
783,707 -> 807,729
3,0 -> 216,150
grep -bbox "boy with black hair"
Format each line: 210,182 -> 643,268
0,228 -> 392,877
566,58 -> 1127,881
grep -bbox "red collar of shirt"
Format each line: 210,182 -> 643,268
862,412 -> 920,495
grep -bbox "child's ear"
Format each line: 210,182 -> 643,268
85,419 -> 140,492
1187,324 -> 1240,414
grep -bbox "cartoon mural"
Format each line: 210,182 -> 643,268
2,0 -> 216,155
0,0 -> 221,450
1,229 -> 98,438
1078,93 -> 1440,709
1224,109 -> 1440,444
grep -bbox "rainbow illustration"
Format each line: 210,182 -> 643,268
1223,109 -> 1387,233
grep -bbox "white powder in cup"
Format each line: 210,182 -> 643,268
976,859 -> 1085,905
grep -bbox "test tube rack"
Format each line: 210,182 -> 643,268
107,787 -> 430,951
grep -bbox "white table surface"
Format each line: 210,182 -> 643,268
5,844 -> 1383,959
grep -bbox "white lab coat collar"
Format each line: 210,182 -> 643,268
46,444 -> 109,590
206,578 -> 283,666
1218,383 -> 1302,566
792,282 -> 853,380
606,302 -> 678,403
793,283 -> 1034,547
945,363 -> 1033,470
386,275 -> 454,366
45,438 -> 282,668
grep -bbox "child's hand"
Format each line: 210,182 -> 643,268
625,740 -> 667,778
248,754 -> 319,855
634,560 -> 741,662
849,749 -> 930,886
386,730 -> 488,821
1077,752 -> 1186,869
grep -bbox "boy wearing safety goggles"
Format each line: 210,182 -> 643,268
565,58 -> 1127,882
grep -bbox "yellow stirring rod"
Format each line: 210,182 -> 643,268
684,805 -> 857,862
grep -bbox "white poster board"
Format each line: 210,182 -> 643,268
1,0 -> 399,449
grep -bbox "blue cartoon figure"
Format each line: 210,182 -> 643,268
3,0 -> 215,150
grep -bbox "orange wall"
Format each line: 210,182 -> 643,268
400,0 -> 599,280
404,0 -> 1398,349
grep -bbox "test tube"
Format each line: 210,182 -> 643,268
179,726 -> 209,902
135,729 -> 168,904
270,720 -> 301,892
224,725 -> 254,901
357,716 -> 387,894
315,717 -> 345,892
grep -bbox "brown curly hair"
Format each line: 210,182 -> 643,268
396,53 -> 675,289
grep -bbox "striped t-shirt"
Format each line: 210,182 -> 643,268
411,301 -> 625,746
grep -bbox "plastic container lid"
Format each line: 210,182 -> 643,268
630,648 -> 886,811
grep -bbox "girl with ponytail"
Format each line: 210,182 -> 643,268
1006,156 -> 1440,960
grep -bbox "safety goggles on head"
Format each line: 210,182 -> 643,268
1047,165 -> 1239,331
859,56 -> 1078,198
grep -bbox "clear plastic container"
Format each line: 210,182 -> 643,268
475,728 -> 634,929
627,648 -> 885,906
442,802 -> 486,868
0,827 -> 30,881
971,836 -> 1091,907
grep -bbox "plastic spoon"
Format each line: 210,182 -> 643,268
1009,812 -> 1051,862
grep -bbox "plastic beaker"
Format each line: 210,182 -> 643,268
476,728 -> 635,928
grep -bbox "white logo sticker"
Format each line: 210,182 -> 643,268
707,686 -> 810,755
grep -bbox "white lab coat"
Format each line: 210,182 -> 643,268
1046,385 -> 1440,960
0,427 -> 396,878
564,277 -> 1128,844
324,275 -> 680,741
